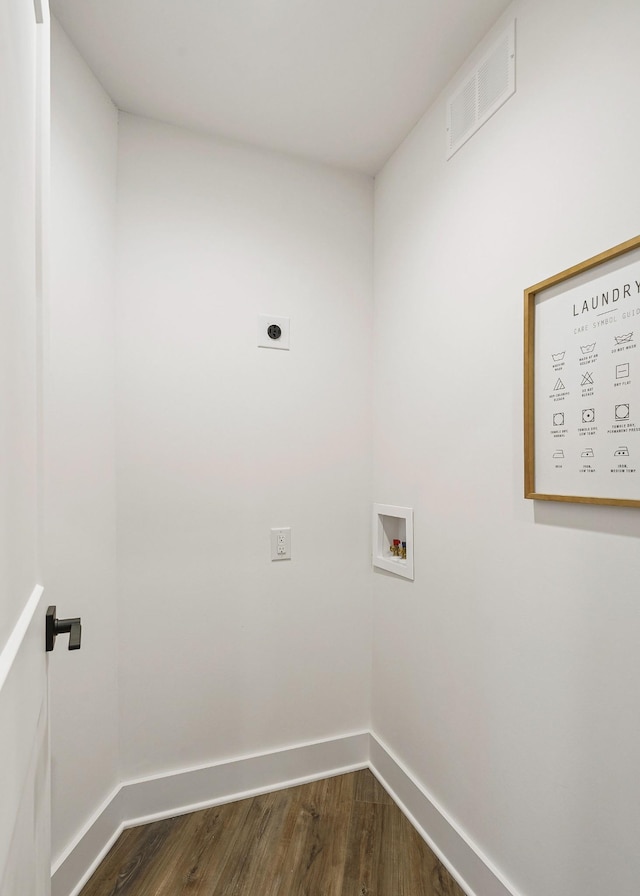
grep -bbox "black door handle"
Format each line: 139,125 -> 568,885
46,606 -> 82,652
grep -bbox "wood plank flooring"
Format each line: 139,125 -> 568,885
79,769 -> 467,896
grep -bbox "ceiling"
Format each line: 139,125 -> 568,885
49,0 -> 511,175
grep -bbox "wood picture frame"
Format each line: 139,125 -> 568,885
524,235 -> 640,507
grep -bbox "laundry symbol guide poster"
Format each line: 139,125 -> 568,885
525,236 -> 640,505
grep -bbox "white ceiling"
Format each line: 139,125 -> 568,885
50,0 -> 511,175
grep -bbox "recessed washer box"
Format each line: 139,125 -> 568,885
258,315 -> 290,350
372,504 -> 414,580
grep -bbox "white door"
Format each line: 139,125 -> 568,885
0,1 -> 51,894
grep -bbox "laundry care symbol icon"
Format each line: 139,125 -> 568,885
615,404 -> 630,421
581,372 -> 594,386
582,408 -> 595,423
553,413 -> 564,426
553,378 -> 565,391
616,363 -> 630,379
614,332 -> 634,345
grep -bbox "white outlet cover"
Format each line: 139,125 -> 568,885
270,527 -> 291,560
258,315 -> 290,350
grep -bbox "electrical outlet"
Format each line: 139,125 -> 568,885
258,315 -> 290,350
271,527 -> 291,561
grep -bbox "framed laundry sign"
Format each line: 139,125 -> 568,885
524,235 -> 640,506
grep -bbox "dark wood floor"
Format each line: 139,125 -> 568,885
79,769 -> 467,896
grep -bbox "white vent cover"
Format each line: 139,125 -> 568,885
446,21 -> 515,159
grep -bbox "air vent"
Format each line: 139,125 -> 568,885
446,21 -> 515,159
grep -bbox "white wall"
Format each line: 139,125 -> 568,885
372,1 -> 640,895
47,18 -> 119,864
116,115 -> 373,778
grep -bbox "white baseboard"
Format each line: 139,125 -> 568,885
51,786 -> 125,896
52,730 -> 519,896
368,733 -> 520,896
51,731 -> 369,896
